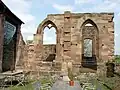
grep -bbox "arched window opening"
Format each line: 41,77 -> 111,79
43,27 -> 56,45
82,20 -> 98,69
43,24 -> 56,62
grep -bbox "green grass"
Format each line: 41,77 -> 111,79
9,83 -> 34,90
7,77 -> 54,90
79,76 -> 115,90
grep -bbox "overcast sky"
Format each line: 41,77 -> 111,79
2,0 -> 120,55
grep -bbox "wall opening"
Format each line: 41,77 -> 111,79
42,23 -> 56,62
43,24 -> 56,44
84,39 -> 92,57
81,19 -> 98,70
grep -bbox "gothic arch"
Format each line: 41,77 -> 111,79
36,18 -> 58,34
80,19 -> 99,32
80,19 -> 99,69
35,18 -> 59,62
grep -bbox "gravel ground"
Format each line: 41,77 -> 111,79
50,80 -> 81,90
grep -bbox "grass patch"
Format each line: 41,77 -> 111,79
7,76 -> 54,90
9,83 -> 34,90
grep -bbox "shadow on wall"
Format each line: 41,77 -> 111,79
45,54 -> 56,62
81,54 -> 97,70
2,36 -> 16,72
42,45 -> 56,62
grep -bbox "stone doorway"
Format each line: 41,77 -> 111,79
81,19 -> 99,70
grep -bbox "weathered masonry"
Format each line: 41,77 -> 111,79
0,1 -> 24,72
26,11 -> 114,73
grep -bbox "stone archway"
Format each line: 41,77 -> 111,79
35,19 -> 60,63
81,19 -> 99,69
27,12 -> 114,74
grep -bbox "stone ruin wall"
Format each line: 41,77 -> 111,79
23,12 -> 115,75
42,44 -> 56,62
23,44 -> 56,71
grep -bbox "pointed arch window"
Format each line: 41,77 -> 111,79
81,19 -> 99,69
43,24 -> 56,45
42,22 -> 57,62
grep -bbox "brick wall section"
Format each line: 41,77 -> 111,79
42,44 -> 56,61
25,44 -> 56,71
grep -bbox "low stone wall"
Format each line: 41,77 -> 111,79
42,44 -> 56,62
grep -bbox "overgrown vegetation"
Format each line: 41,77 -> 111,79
9,83 -> 34,90
115,55 -> 120,63
7,76 -> 54,90
4,55 -> 120,90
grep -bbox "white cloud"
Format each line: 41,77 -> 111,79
27,35 -> 33,40
93,1 -> 117,12
53,3 -> 74,12
75,0 -> 95,4
80,0 -> 120,12
117,12 -> 120,16
2,0 -> 36,41
115,34 -> 118,37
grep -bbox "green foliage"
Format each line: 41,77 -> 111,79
39,76 -> 54,85
115,55 -> 120,63
95,75 -> 120,90
115,55 -> 120,58
9,83 -> 34,90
